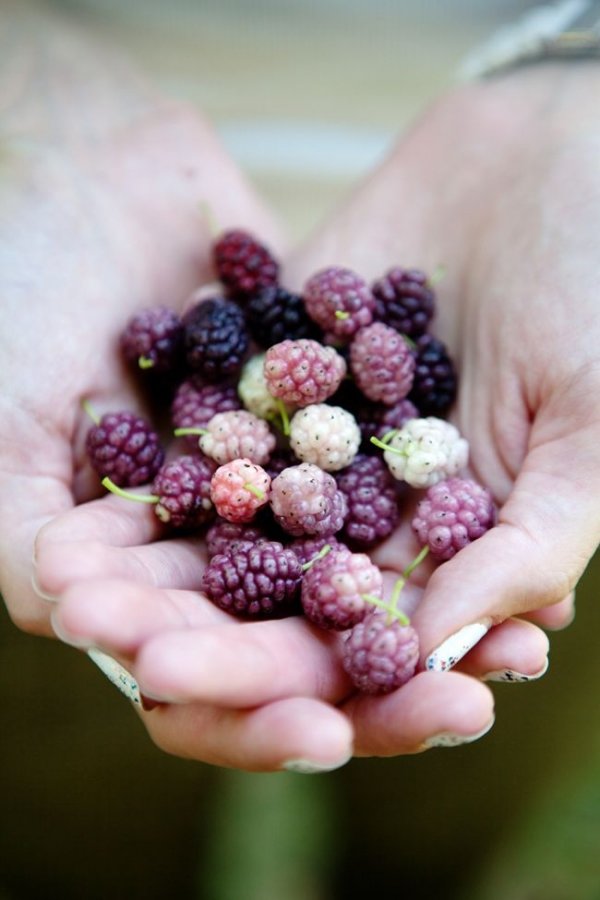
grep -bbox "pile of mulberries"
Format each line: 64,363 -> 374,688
84,227 -> 496,695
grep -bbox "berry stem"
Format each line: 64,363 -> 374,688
301,544 -> 332,572
243,482 -> 265,500
81,398 -> 101,426
275,398 -> 291,437
138,356 -> 155,370
402,545 -> 429,580
335,310 -> 350,320
173,427 -> 209,437
429,263 -> 446,286
370,433 -> 407,455
102,477 -> 159,504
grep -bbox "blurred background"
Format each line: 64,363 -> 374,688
2,1 -> 600,898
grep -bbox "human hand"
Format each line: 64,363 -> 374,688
285,62 -> 600,671
0,12 -> 282,636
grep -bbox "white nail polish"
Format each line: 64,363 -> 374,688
483,658 -> 549,683
423,716 -> 495,749
426,620 -> 491,672
87,648 -> 141,705
282,755 -> 351,774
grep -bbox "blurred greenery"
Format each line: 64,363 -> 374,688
1,551 -> 599,899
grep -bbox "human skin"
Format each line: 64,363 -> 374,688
2,5 -> 597,769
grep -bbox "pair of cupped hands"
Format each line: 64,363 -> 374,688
1,62 -> 599,771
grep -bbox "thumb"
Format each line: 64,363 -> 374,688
411,412 -> 600,671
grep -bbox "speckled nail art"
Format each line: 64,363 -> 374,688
426,621 -> 491,672
423,717 -> 495,749
483,658 -> 549,682
87,648 -> 141,705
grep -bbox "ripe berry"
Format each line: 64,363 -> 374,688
199,410 -> 276,466
213,229 -> 279,299
288,534 -> 341,566
270,463 -> 347,537
86,411 -> 164,487
409,334 -> 458,416
289,404 -> 360,471
377,417 -> 469,489
412,477 -> 496,560
152,455 -> 216,528
304,266 -> 375,339
201,540 -> 302,618
301,545 -> 383,631
171,378 -> 241,450
264,339 -> 347,408
335,454 -> 400,548
205,518 -> 270,559
372,267 -> 435,338
120,306 -> 184,373
210,458 -> 271,523
343,611 -> 420,694
245,285 -> 321,347
350,322 -> 415,405
183,298 -> 249,381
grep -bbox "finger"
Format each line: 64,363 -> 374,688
35,491 -> 164,550
0,468 -> 73,635
345,671 -> 495,756
454,617 -> 549,682
134,619 -> 350,707
520,592 -> 575,631
52,579 -> 225,655
141,697 -> 353,773
35,533 -> 206,596
412,421 -> 600,670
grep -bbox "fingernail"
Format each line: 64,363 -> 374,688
282,754 -> 351,774
140,693 -> 166,712
31,572 -> 57,603
87,648 -> 141,705
422,716 -> 495,749
426,620 -> 491,672
483,658 -> 549,683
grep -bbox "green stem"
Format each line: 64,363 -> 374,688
429,263 -> 446,286
173,427 -> 208,438
335,310 -> 350,320
102,477 -> 159,504
370,434 -> 407,455
138,355 -> 155,370
243,482 -> 265,500
402,545 -> 429,580
301,544 -> 331,572
276,398 -> 291,437
81,398 -> 100,426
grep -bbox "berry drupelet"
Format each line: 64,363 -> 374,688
335,454 -> 401,548
372,267 -> 435,338
350,322 -> 415,406
86,411 -> 164,487
304,266 -> 375,340
301,545 -> 383,631
245,285 -> 321,347
412,476 -> 497,561
213,229 -> 279,299
152,455 -> 216,528
409,334 -> 458,416
120,306 -> 184,373
201,540 -> 302,618
183,298 -> 249,381
343,611 -> 420,694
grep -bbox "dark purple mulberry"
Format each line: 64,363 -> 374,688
86,411 -> 164,487
372,267 -> 435,338
152,455 -> 216,529
183,298 -> 249,382
213,229 -> 279,299
409,334 -> 458,416
245,286 -> 321,347
120,306 -> 184,373
335,454 -> 401,548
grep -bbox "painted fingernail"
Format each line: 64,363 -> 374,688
426,620 -> 491,672
483,658 -> 549,683
282,754 -> 352,774
422,716 -> 495,749
31,572 -> 57,603
87,648 -> 141,705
